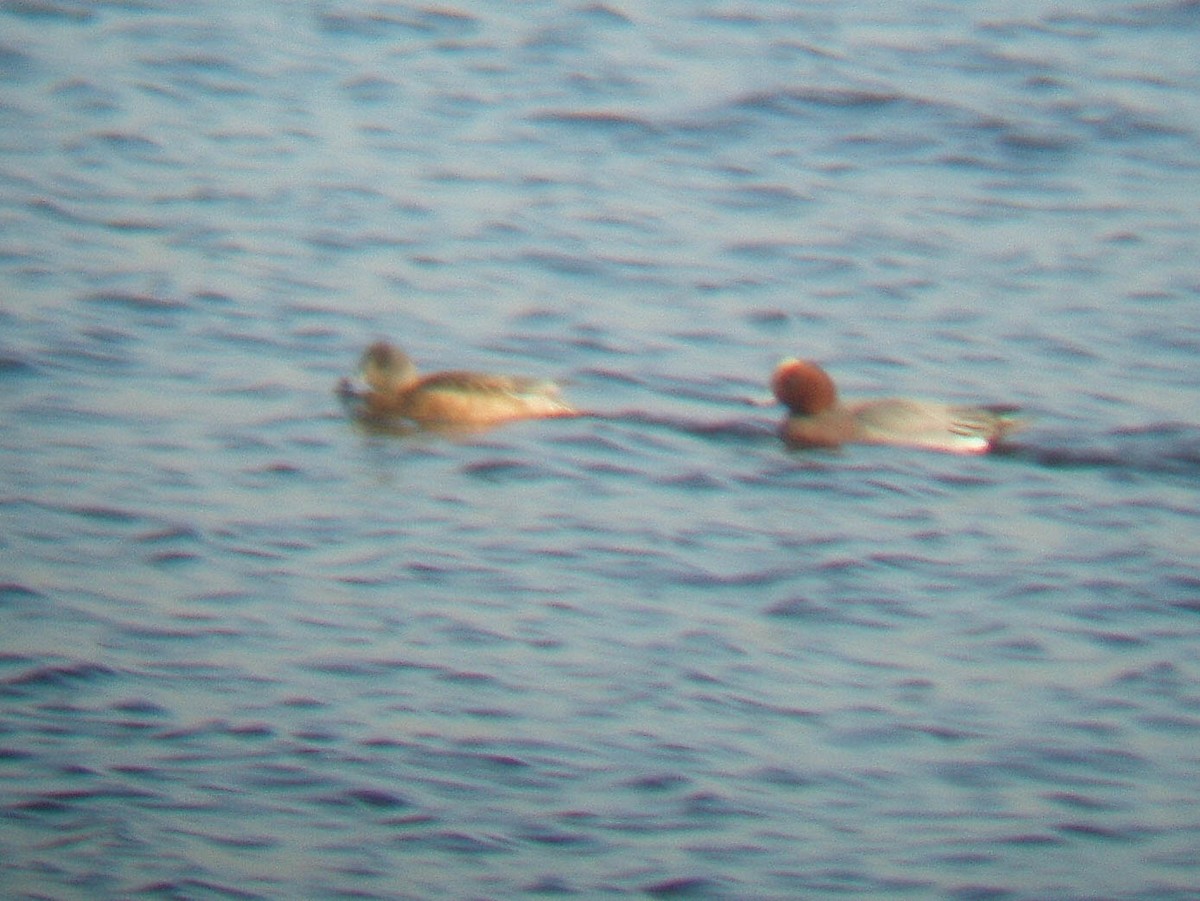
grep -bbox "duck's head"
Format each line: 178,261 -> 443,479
771,358 -> 838,415
361,341 -> 418,392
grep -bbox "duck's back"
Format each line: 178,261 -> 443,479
850,398 -> 1018,454
401,372 -> 575,425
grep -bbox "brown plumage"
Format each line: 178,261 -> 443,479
353,341 -> 577,427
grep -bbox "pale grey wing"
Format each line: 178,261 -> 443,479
947,404 -> 1023,437
852,399 -> 1003,452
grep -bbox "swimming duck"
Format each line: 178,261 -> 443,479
771,358 -> 1022,455
348,341 -> 577,427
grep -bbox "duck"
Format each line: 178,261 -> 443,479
771,358 -> 1022,455
345,341 -> 578,428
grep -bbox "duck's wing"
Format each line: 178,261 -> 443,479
418,370 -> 565,399
401,370 -> 577,424
852,399 -> 1023,454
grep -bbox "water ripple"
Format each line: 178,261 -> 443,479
1015,424 -> 1200,479
3,660 -> 119,691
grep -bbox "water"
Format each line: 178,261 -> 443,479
2,1 -> 1200,898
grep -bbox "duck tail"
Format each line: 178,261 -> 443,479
984,405 -> 1027,435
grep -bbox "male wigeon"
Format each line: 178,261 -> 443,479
348,341 -> 577,427
771,358 -> 1022,454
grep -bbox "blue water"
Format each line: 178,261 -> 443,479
3,1 -> 1200,898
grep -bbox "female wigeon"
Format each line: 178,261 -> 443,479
771,358 -> 1022,455
349,341 -> 577,427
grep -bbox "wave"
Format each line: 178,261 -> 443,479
732,85 -> 909,113
525,108 -> 664,138
1005,423 -> 1200,478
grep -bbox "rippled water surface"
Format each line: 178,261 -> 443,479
3,1 -> 1200,898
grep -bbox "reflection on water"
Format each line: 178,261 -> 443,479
2,1 -> 1200,899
